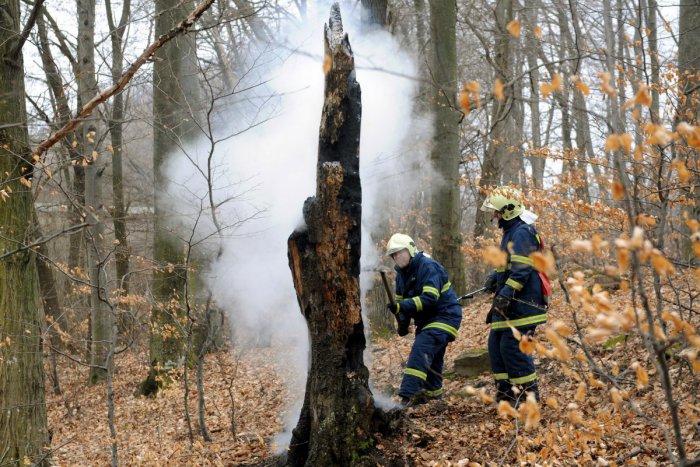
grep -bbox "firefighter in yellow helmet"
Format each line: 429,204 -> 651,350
385,233 -> 462,405
480,186 -> 548,404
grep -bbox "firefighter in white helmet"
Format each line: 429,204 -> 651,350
385,233 -> 463,405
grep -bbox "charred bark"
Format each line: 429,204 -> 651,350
286,5 -> 375,466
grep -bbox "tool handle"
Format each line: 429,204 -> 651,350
458,286 -> 487,301
379,270 -> 395,307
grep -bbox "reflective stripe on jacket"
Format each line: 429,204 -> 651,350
487,217 -> 547,330
394,252 -> 462,335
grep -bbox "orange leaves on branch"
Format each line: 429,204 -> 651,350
597,71 -> 616,96
612,180 -> 626,200
507,19 -> 521,37
322,54 -> 331,74
575,80 -> 590,96
530,250 -> 556,276
533,25 -> 543,39
650,249 -> 675,276
635,213 -> 657,228
19,177 -> 32,188
672,159 -> 691,183
519,334 -> 536,354
459,81 -> 481,114
643,122 -> 673,146
482,245 -> 507,267
540,73 -> 563,99
635,83 -> 652,107
544,327 -> 571,362
497,400 -> 518,418
605,134 -> 632,154
493,79 -> 504,101
677,121 -> 700,148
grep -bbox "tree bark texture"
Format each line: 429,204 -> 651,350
428,0 -> 465,294
105,0 -> 131,295
361,0 -> 388,27
286,5 -> 375,465
678,0 -> 700,263
0,0 -> 50,463
151,0 -> 202,380
474,0 -> 515,239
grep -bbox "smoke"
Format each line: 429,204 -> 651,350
162,1 -> 429,450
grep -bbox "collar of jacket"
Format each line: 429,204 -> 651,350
395,251 -> 424,275
498,216 -> 525,232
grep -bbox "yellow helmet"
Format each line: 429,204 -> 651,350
386,233 -> 418,257
480,186 -> 525,221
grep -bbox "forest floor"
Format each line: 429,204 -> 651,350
47,291 -> 700,466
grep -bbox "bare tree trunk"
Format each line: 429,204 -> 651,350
286,6 -> 377,465
428,0 -> 465,294
524,5 -> 544,188
361,0 -> 388,27
0,0 -> 50,463
678,0 -> 700,263
105,0 -> 131,295
76,0 -> 113,385
148,0 -> 202,392
474,0 -> 514,239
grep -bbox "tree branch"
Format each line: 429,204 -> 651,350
32,0 -> 215,163
8,0 -> 45,60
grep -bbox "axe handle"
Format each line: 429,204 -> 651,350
379,271 -> 395,307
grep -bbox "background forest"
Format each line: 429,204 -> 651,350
0,0 -> 698,465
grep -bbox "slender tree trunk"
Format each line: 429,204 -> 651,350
524,5 -> 544,188
678,0 -> 700,263
106,0 -> 131,295
474,0 -> 514,239
148,0 -> 202,392
286,6 -> 377,465
428,0 -> 465,293
0,0 -> 50,462
76,0 -> 113,384
361,0 -> 388,27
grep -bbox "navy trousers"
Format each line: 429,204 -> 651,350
399,328 -> 453,399
488,326 -> 539,403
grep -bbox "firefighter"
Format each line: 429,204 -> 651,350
480,186 -> 548,405
385,233 -> 463,405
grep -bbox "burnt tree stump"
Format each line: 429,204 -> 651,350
286,4 -> 377,466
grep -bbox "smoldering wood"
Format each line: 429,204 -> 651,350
285,4 -> 392,465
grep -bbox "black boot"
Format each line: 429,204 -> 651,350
495,380 -> 515,405
519,380 -> 540,403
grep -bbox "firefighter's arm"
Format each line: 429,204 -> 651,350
498,229 -> 538,298
395,264 -> 443,314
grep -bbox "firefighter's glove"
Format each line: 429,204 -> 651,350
484,273 -> 498,293
485,309 -> 493,324
490,294 -> 510,318
397,315 -> 410,337
387,303 -> 400,315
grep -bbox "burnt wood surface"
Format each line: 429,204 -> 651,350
286,4 -> 376,466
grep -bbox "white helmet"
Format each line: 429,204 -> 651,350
386,233 -> 418,257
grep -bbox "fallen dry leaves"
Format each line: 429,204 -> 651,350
46,283 -> 700,465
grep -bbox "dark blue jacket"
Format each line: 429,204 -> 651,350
487,217 -> 547,330
394,252 -> 462,338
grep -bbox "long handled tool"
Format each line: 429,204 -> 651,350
379,270 -> 395,308
457,286 -> 487,301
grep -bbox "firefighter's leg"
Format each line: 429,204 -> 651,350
488,329 -> 514,403
425,341 -> 447,399
399,329 -> 446,400
502,327 -> 539,404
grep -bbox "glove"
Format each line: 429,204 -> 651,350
397,315 -> 410,337
387,303 -> 399,315
490,294 -> 510,318
484,273 -> 498,293
485,309 -> 493,324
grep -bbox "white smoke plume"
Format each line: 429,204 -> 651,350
163,1 -> 430,450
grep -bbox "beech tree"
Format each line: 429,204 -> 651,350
0,0 -> 50,463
